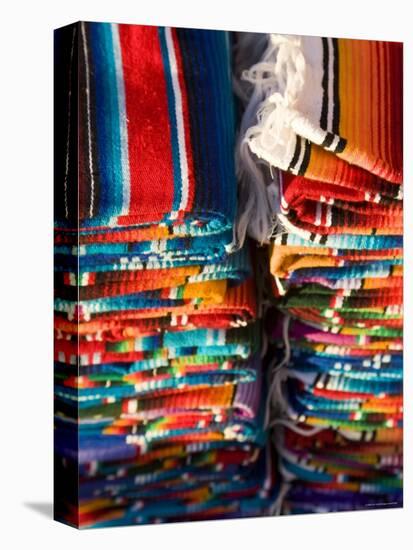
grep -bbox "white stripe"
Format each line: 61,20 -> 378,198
63,27 -> 76,219
326,204 -> 333,227
315,202 -> 322,226
277,213 -> 312,241
164,28 -> 190,212
206,329 -> 214,346
80,22 -> 96,218
111,24 -> 131,216
280,194 -> 289,215
127,400 -> 138,414
274,276 -> 286,296
326,134 -> 340,151
281,196 -> 289,209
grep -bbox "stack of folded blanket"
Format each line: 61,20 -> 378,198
54,22 -> 276,527
237,34 -> 403,513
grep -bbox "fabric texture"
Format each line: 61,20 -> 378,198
54,22 -> 276,528
236,31 -> 403,514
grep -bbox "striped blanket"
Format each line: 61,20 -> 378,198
237,31 -> 403,515
55,22 -> 237,259
54,22 -> 275,528
243,35 -> 402,184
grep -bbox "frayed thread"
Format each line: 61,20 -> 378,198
231,33 -> 291,250
241,34 -> 307,171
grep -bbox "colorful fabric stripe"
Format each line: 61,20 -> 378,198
54,22 -> 277,529
236,30 -> 403,515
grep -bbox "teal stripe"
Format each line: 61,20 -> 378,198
89,23 -> 123,218
158,27 -> 182,215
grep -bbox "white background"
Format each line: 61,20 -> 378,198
0,1 -> 410,548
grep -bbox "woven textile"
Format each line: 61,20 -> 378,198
236,31 -> 403,514
233,33 -> 403,246
243,35 -> 402,184
54,24 -> 403,524
55,23 -> 237,261
54,22 -> 277,528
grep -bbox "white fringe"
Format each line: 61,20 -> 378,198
242,34 -> 307,172
233,33 -> 311,248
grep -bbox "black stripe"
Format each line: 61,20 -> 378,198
78,22 -> 101,220
337,205 -> 345,228
320,37 -> 330,130
331,38 -> 340,135
298,139 -> 311,176
288,137 -> 301,171
176,30 -> 205,214
320,235 -> 328,245
334,136 -> 347,153
321,131 -> 335,148
331,205 -> 339,228
54,23 -> 79,226
281,232 -> 288,245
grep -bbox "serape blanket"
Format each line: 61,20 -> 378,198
54,24 -> 403,524
242,35 -> 402,184
234,33 -> 402,245
236,31 -> 403,515
54,22 -> 275,528
55,22 -> 237,260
